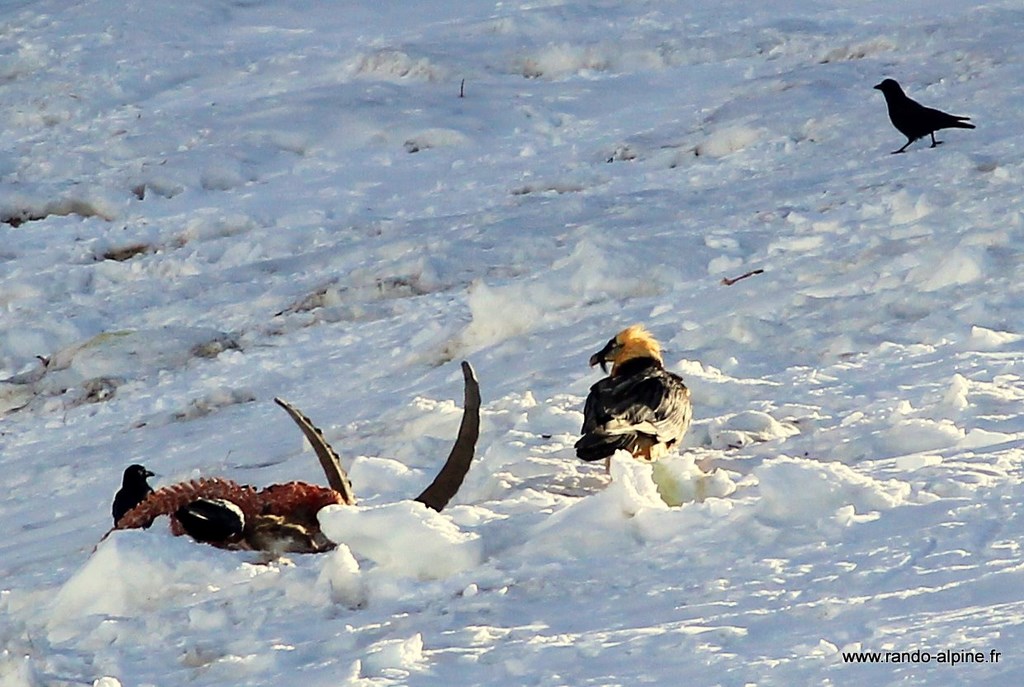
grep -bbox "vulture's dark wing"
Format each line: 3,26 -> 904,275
581,367 -> 691,444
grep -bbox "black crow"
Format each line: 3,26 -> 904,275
874,78 -> 975,154
576,325 -> 692,464
112,464 -> 155,526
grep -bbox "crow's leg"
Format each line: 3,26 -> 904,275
891,139 -> 912,154
929,132 -> 943,148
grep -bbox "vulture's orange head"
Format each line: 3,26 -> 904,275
588,325 -> 663,375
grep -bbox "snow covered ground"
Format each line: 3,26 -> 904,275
2,0 -> 1024,684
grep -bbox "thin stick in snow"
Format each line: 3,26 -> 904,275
721,269 -> 764,286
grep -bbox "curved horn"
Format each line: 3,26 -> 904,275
274,397 -> 356,505
415,361 -> 481,512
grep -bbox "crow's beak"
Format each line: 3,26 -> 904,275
145,469 -> 156,478
873,83 -> 882,90
588,338 -> 618,374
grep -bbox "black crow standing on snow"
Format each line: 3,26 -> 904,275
874,78 -> 975,154
576,325 -> 692,466
112,464 -> 155,526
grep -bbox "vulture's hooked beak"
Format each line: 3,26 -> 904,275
589,338 -> 619,374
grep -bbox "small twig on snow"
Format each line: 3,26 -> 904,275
721,268 -> 764,286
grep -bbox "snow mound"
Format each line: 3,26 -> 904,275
695,125 -> 763,158
651,454 -> 738,506
0,183 -> 119,225
524,453 -> 668,556
347,456 -> 418,498
886,191 -> 933,225
881,417 -> 964,454
513,40 -> 683,79
403,129 -> 469,153
199,158 -> 252,191
754,456 -> 911,529
348,49 -> 446,81
458,280 -> 544,351
605,453 -> 670,516
314,545 -> 365,607
48,530 -> 250,640
318,501 -> 482,579
967,326 -> 1024,351
910,244 -> 982,292
705,410 -> 800,449
362,633 -> 426,677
